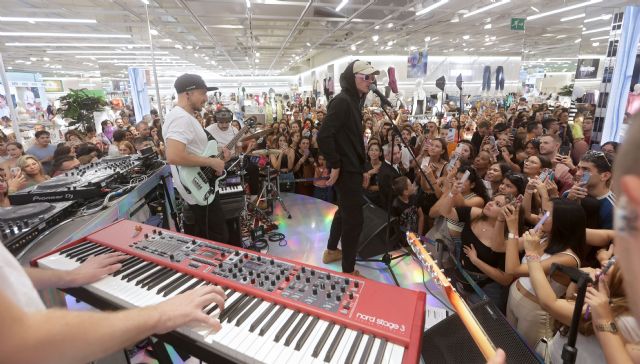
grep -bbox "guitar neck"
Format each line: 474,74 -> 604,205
217,125 -> 252,159
406,233 -> 497,361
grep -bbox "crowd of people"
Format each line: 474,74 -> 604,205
0,62 -> 640,363
0,112 -> 165,204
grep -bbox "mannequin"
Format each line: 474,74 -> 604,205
626,84 -> 640,116
413,79 -> 427,115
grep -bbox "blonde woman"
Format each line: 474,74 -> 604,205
13,155 -> 50,191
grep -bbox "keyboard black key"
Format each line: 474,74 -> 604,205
68,245 -> 102,259
324,325 -> 346,362
250,303 -> 276,333
284,314 -> 309,346
345,331 -> 363,364
312,322 -> 335,358
60,242 -> 92,255
177,279 -> 204,295
358,335 -> 375,364
121,262 -> 153,280
161,275 -> 193,296
206,289 -> 232,315
141,269 -> 175,289
236,299 -> 263,327
77,247 -> 112,262
274,311 -> 299,343
124,263 -> 157,282
146,270 -> 181,290
155,273 -> 187,294
228,296 -> 257,324
294,316 -> 319,351
136,267 -> 169,287
259,305 -> 285,336
373,339 -> 387,364
113,259 -> 144,277
219,294 -> 249,323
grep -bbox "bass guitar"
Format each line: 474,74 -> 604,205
406,232 -> 497,361
177,118 -> 255,205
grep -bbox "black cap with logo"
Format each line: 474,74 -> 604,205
174,73 -> 218,94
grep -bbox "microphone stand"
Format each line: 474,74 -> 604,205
550,263 -> 593,364
357,93 -> 435,287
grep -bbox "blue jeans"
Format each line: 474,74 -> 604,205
482,66 -> 491,91
466,280 -> 508,313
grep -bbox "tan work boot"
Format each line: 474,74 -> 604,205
322,249 -> 342,264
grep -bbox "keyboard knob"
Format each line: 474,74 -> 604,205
310,270 -> 315,276
349,292 -> 354,300
336,294 -> 342,302
271,279 -> 276,286
301,267 -> 306,273
257,273 -> 262,279
269,259 -> 275,265
256,256 -> 262,262
244,253 -> 249,259
235,251 -> 241,256
340,286 -> 346,293
331,283 -> 336,290
327,273 -> 332,280
312,288 -> 318,295
305,276 -> 311,283
354,281 -> 360,288
275,274 -> 281,280
295,274 -> 300,281
285,276 -> 290,282
326,292 -> 331,299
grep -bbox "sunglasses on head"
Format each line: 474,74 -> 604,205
585,150 -> 612,168
356,73 -> 374,81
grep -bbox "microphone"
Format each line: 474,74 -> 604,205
369,84 -> 392,108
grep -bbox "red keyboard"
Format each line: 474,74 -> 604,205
34,220 -> 425,363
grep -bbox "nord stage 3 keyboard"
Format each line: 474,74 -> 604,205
34,220 -> 426,364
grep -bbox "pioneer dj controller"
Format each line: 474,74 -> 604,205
9,155 -> 144,205
1,201 -> 75,255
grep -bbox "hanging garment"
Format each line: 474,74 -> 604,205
482,66 -> 491,91
385,86 -> 391,98
388,66 -> 398,93
415,99 -> 424,115
327,77 -> 335,97
495,66 -> 505,91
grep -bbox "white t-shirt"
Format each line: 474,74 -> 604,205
205,123 -> 237,153
162,106 -> 210,205
0,243 -> 45,312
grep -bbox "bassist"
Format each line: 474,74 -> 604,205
163,74 -> 230,243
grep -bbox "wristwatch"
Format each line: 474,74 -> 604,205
594,321 -> 618,334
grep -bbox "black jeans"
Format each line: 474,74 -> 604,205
182,198 -> 230,244
327,172 -> 365,272
495,66 -> 505,91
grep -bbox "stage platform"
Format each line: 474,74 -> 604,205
265,193 -> 451,314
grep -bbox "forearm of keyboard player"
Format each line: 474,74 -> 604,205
165,138 -> 223,169
0,291 -> 161,364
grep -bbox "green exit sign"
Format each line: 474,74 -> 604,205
511,18 -> 525,31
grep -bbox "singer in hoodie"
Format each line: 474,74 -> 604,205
318,60 -> 379,276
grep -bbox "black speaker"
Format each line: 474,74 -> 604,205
357,203 -> 398,259
421,300 -> 541,364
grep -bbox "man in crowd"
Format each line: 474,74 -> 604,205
565,150 -> 615,229
135,121 -> 152,140
318,60 -> 378,276
26,130 -> 56,174
538,134 -> 573,194
377,144 -> 403,210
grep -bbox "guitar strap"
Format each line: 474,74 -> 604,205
202,127 -> 216,142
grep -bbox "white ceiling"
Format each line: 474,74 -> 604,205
0,0 -> 633,79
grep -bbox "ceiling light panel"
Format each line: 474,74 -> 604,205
464,0 -> 511,18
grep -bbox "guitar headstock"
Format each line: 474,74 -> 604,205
406,232 -> 452,290
244,116 -> 257,128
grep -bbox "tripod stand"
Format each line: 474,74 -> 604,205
254,164 -> 292,219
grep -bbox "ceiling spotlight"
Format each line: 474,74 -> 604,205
245,0 -> 251,8
350,45 -> 356,51
451,15 -> 460,23
149,29 -> 159,36
463,35 -> 470,39
372,34 -> 379,42
530,6 -> 539,12
416,0 -> 449,16
560,13 -> 585,22
424,36 -> 431,42
306,42 -> 311,46
374,25 -> 380,30
387,23 -> 393,28
484,24 -> 492,29
387,40 -> 394,46
592,42 -> 600,46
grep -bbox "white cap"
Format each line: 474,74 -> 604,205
352,60 -> 380,75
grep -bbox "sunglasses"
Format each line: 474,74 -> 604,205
585,150 -> 612,168
356,73 -> 375,81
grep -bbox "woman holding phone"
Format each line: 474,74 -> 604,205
0,142 -> 25,172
